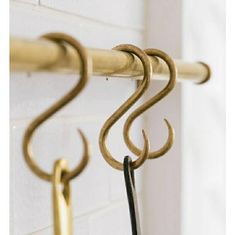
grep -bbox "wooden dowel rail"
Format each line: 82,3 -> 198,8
10,37 -> 210,83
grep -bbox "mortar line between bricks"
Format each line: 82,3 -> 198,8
73,190 -> 143,220
38,3 -> 144,32
12,1 -> 144,32
10,115 -> 107,125
24,198 -> 130,235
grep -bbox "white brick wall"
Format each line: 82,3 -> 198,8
10,1 -> 225,234
10,1 -> 146,234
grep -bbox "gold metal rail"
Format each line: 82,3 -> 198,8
10,37 -> 210,83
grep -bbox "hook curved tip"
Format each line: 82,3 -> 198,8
141,129 -> 145,137
141,129 -> 148,142
163,118 -> 169,125
163,118 -> 173,131
77,128 -> 84,137
147,119 -> 174,159
163,118 -> 175,137
76,128 -> 90,155
141,129 -> 150,153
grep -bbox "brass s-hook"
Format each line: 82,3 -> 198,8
123,49 -> 177,159
23,33 -> 91,182
99,44 -> 152,171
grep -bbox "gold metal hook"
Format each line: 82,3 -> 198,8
23,33 -> 91,182
99,44 -> 152,171
52,159 -> 72,235
123,49 -> 177,159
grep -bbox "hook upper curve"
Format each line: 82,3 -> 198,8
123,48 -> 177,159
99,44 -> 152,171
23,32 -> 91,182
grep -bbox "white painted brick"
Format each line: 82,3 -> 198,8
10,2 -> 143,48
89,203 -> 131,235
73,217 -> 89,235
40,0 -> 145,30
11,0 -> 38,5
10,73 -> 138,121
11,115 -> 146,233
10,119 -> 110,233
10,1 -> 147,234
11,122 -> 51,234
30,216 -> 89,235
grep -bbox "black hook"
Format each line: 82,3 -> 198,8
123,156 -> 141,235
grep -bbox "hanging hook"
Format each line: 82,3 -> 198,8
123,49 -> 177,159
23,32 -> 91,182
99,44 -> 152,171
52,159 -> 72,235
123,155 -> 141,235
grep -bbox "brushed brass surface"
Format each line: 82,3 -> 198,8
197,62 -> 211,84
10,37 -> 210,83
123,49 -> 177,159
99,44 -> 151,171
23,33 -> 90,182
52,159 -> 72,235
